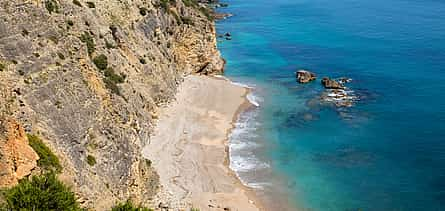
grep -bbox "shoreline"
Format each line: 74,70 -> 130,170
142,75 -> 264,210
216,75 -> 266,211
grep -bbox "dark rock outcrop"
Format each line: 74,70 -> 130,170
321,77 -> 344,89
296,70 -> 316,83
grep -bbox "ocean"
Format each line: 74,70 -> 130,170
216,0 -> 445,210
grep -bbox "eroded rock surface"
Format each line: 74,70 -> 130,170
0,0 -> 223,209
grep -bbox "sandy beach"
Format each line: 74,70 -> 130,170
142,75 -> 261,210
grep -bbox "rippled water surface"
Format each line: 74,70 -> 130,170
217,0 -> 445,210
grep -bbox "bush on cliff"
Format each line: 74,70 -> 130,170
27,134 -> 62,173
103,68 -> 125,95
111,200 -> 153,211
80,32 -> 95,56
182,0 -> 198,7
87,155 -> 96,166
1,173 -> 81,211
73,0 -> 82,7
93,54 -> 108,70
45,0 -> 59,14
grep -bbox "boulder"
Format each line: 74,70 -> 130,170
321,77 -> 344,89
296,70 -> 316,83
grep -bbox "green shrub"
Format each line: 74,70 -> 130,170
80,32 -> 95,56
73,0 -> 82,7
2,173 -> 81,211
103,78 -> 120,95
158,0 -> 174,11
139,58 -> 146,64
139,7 -> 148,16
0,63 -> 5,71
21,29 -> 29,36
106,40 -> 116,49
93,54 -> 108,70
103,68 -> 125,95
112,200 -> 153,211
104,68 -> 125,83
57,52 -> 65,60
181,16 -> 194,25
67,20 -> 74,26
87,155 -> 96,166
27,134 -> 62,173
45,0 -> 59,14
86,1 -> 95,8
199,7 -> 213,21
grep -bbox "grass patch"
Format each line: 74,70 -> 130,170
73,0 -> 82,7
1,173 -> 81,211
87,155 -> 96,166
93,54 -> 108,70
27,134 -> 62,173
80,32 -> 95,56
112,200 -> 153,211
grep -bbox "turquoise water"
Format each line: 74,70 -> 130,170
216,0 -> 445,210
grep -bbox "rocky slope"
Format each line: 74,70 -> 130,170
0,0 -> 224,209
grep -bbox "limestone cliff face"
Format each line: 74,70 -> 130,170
0,0 -> 223,209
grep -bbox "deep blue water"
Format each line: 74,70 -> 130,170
216,0 -> 445,210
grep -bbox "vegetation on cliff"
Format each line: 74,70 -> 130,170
27,134 -> 62,173
112,200 -> 153,211
0,0 -> 223,209
1,173 -> 82,211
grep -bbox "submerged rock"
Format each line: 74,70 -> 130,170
296,70 -> 316,83
321,77 -> 344,89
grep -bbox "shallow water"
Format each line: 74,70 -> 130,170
217,0 -> 445,210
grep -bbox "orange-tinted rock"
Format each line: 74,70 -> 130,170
0,118 -> 39,188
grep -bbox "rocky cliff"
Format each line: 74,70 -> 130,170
0,0 -> 224,209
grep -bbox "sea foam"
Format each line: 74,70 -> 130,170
228,97 -> 269,189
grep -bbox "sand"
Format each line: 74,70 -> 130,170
142,75 -> 261,211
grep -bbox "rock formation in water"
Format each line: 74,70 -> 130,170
321,77 -> 344,89
0,0 -> 223,209
296,70 -> 316,83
